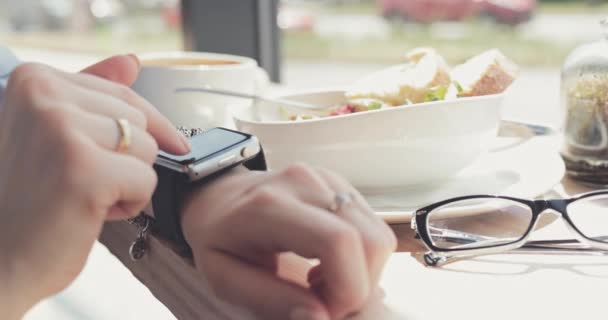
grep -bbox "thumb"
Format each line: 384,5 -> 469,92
80,54 -> 140,86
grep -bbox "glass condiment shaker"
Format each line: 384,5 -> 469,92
561,18 -> 608,186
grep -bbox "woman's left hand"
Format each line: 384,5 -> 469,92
0,55 -> 189,318
181,165 -> 397,320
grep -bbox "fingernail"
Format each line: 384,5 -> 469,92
290,307 -> 329,320
126,53 -> 141,69
179,133 -> 192,153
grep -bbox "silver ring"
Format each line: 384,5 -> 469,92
329,192 -> 354,213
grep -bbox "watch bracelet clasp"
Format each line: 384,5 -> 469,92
177,126 -> 205,138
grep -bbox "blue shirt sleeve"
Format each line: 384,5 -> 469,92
0,47 -> 22,103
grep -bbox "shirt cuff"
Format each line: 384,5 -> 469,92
0,47 -> 22,103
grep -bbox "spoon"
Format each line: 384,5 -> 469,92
175,86 -> 328,112
175,86 -> 557,136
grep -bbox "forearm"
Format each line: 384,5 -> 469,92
0,269 -> 28,320
0,303 -> 24,320
0,243 -> 34,320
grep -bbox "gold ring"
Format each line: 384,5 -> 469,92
329,192 -> 354,213
115,118 -> 131,153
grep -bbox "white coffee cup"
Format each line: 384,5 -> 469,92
132,51 -> 268,128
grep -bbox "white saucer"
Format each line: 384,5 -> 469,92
368,136 -> 565,224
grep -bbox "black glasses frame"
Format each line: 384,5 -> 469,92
412,190 -> 608,266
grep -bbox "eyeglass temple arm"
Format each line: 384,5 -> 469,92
428,227 -> 608,249
520,238 -> 608,251
417,246 -> 608,268
423,230 -> 608,267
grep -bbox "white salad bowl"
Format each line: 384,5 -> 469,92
233,90 -> 504,191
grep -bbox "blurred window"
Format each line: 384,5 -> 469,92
280,0 -> 607,68
2,0 -> 607,70
0,0 -> 182,54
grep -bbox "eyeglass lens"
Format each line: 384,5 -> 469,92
567,194 -> 608,243
427,198 -> 533,250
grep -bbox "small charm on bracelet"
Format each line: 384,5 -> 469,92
127,214 -> 153,261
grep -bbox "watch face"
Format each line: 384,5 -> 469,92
158,128 -> 249,164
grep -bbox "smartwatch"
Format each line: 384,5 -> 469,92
149,127 -> 266,256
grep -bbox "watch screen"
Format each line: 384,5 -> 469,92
158,128 -> 249,164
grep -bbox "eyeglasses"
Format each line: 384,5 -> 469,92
411,190 -> 608,267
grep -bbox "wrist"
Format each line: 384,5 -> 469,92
181,165 -> 250,207
149,163 -> 252,257
180,166 -> 258,239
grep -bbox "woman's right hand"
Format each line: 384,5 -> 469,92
0,56 -> 189,318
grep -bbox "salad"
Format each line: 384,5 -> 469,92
285,48 -> 517,121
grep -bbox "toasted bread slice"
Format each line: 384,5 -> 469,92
406,47 -> 442,63
451,49 -> 518,97
400,49 -> 451,103
344,65 -> 405,105
346,48 -> 450,105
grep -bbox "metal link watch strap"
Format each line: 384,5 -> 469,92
176,126 -> 205,138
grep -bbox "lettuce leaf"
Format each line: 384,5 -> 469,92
279,106 -> 291,120
424,86 -> 448,102
367,102 -> 383,110
454,81 -> 464,94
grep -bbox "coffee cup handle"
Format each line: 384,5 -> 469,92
254,66 -> 271,95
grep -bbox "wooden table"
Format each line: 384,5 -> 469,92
99,177 -> 608,320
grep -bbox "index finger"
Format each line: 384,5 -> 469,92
80,54 -> 140,86
75,58 -> 190,155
